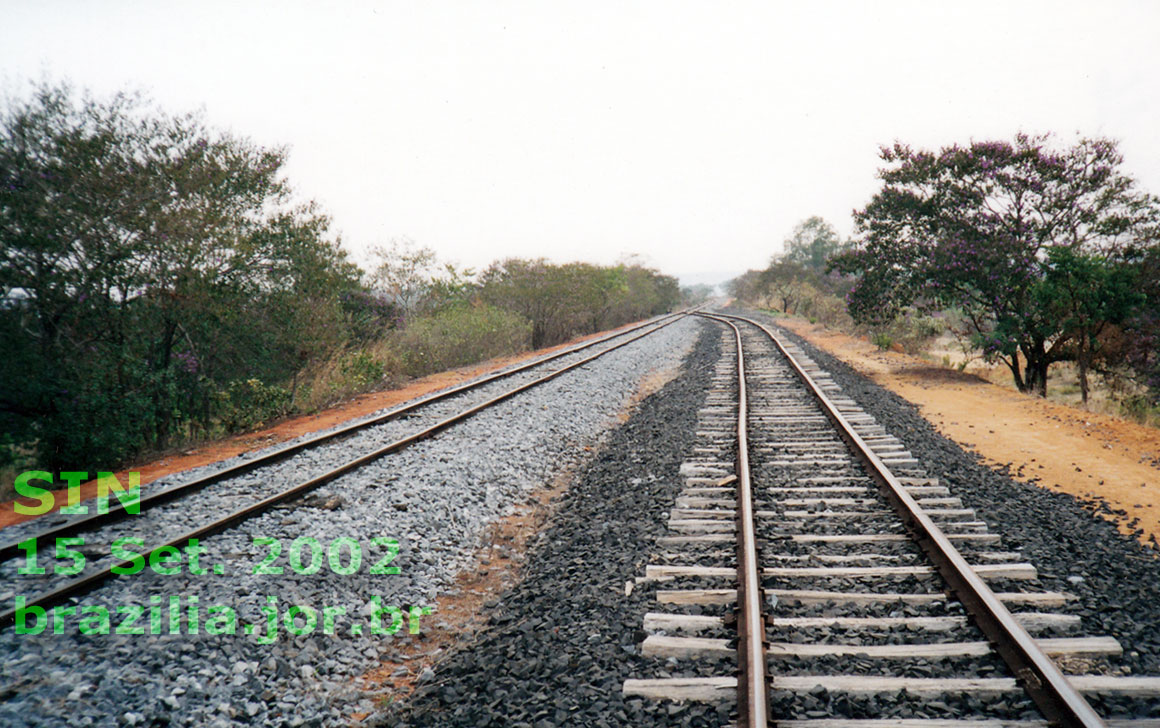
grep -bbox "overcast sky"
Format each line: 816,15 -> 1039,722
3,1 -> 1159,283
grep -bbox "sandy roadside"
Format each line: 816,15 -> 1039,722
774,316 -> 1160,546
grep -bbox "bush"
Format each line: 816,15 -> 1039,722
340,291 -> 402,342
393,305 -> 531,377
215,379 -> 293,431
32,357 -> 164,470
871,332 -> 894,351
1120,394 -> 1160,426
478,259 -> 678,348
865,311 -> 945,354
897,314 -> 943,353
807,294 -> 853,330
340,351 -> 387,390
292,342 -> 403,413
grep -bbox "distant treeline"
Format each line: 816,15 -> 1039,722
0,83 -> 680,480
729,216 -> 855,326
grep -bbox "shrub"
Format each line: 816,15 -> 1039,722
292,342 -> 404,413
393,305 -> 531,377
810,295 -> 854,330
340,351 -> 387,390
871,332 -> 894,351
864,310 -> 945,355
215,379 -> 292,431
893,313 -> 943,353
1120,394 -> 1160,426
340,291 -> 402,342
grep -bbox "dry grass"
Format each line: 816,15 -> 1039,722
292,305 -> 531,415
921,332 -> 1160,427
294,340 -> 406,414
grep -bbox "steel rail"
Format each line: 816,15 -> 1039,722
697,313 -> 768,727
0,311 -> 687,564
718,312 -> 1106,728
1,313 -> 687,630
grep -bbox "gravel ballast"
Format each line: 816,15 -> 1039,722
0,317 -> 697,728
381,319 -> 723,728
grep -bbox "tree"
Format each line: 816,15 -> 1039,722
724,217 -> 853,317
478,258 -> 677,348
726,270 -> 762,304
832,134 -> 1159,396
1121,245 -> 1160,403
367,239 -> 439,318
782,216 -> 848,271
617,264 -> 680,320
759,260 -> 815,314
681,283 -> 716,305
367,239 -> 476,319
0,81 -> 360,470
478,258 -> 572,347
1034,247 -> 1142,403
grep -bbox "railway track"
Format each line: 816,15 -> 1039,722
0,312 -> 687,629
624,313 -> 1160,726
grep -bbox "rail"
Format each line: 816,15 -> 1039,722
697,312 -> 768,727
718,311 -> 1106,728
0,313 -> 688,630
0,311 -> 687,564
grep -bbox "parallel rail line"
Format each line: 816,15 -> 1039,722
1,312 -> 687,629
0,311 -> 685,564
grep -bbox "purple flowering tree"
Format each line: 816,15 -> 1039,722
831,134 -> 1159,397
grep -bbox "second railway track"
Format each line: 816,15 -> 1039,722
625,312 -> 1160,726
0,312 -> 688,628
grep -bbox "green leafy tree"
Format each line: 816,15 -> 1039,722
1035,247 -> 1143,403
478,258 -> 676,348
1122,247 -> 1160,403
0,81 -> 360,470
726,217 -> 852,322
479,258 -> 572,347
782,216 -> 848,271
832,134 -> 1159,396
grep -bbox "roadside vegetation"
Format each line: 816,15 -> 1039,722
0,82 -> 681,491
731,135 -> 1160,426
729,216 -> 857,330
